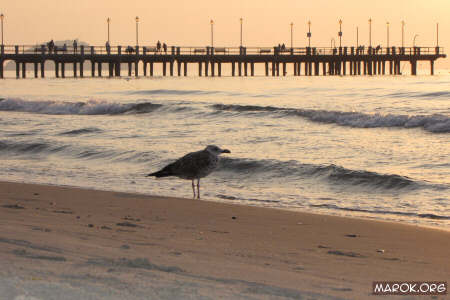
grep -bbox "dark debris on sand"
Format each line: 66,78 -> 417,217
345,234 -> 358,238
123,215 -> 141,222
87,257 -> 183,273
116,221 -> 143,228
12,249 -> 66,262
327,250 -> 366,258
2,204 -> 25,209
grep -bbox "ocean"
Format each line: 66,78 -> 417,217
0,70 -> 449,228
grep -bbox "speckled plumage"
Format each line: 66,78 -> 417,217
147,145 -> 230,199
155,149 -> 219,180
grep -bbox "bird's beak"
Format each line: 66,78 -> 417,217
222,149 -> 231,154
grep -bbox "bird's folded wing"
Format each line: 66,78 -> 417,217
171,150 -> 213,177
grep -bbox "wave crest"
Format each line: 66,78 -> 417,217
0,99 -> 162,115
389,91 -> 450,99
0,139 -> 156,163
0,140 -> 68,155
128,89 -> 219,96
212,104 -> 450,133
218,157 -> 445,191
59,127 -> 102,135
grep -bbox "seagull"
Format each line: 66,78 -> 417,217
147,145 -> 231,199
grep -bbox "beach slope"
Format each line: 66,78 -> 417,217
0,181 -> 448,299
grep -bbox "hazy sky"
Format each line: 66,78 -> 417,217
2,0 -> 448,67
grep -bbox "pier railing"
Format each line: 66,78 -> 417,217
0,44 -> 444,57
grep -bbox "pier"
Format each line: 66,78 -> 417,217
0,44 -> 445,79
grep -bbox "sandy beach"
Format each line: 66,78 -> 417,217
0,180 -> 448,299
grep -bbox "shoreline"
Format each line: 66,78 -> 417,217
1,180 -> 449,299
3,178 -> 449,232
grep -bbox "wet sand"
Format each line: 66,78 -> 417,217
0,181 -> 448,299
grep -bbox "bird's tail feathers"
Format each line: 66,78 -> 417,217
147,169 -> 172,178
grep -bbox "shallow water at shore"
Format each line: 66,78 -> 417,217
0,73 -> 449,227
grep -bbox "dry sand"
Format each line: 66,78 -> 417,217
0,181 -> 448,300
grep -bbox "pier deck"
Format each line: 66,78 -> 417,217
0,45 -> 446,78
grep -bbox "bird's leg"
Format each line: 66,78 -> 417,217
192,179 -> 196,199
197,179 -> 200,199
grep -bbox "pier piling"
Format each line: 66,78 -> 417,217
97,62 -> 102,77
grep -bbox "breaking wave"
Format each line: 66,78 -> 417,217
212,104 -> 450,133
0,98 -> 162,115
217,157 -> 447,191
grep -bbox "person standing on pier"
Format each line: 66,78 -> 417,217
48,40 -> 54,54
163,43 -> 167,54
157,40 -> 161,53
73,40 -> 77,54
105,41 -> 110,54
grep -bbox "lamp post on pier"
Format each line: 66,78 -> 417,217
331,38 -> 335,48
0,13 -> 4,46
436,22 -> 439,47
338,19 -> 342,47
290,22 -> 293,49
307,21 -> 311,47
401,20 -> 405,48
210,19 -> 214,47
369,18 -> 372,47
356,26 -> 359,48
386,22 -> 390,48
107,17 -> 111,45
135,16 -> 139,46
240,18 -> 243,47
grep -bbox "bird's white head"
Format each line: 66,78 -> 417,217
205,145 -> 231,156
